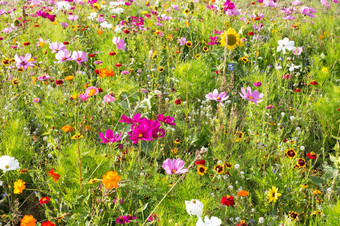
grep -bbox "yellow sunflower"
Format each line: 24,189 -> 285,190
220,28 -> 241,51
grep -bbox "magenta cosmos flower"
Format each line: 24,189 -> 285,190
56,50 -> 72,62
239,86 -> 263,105
72,51 -> 88,65
157,114 -> 176,126
205,89 -> 229,104
99,129 -> 122,144
127,122 -> 153,144
162,158 -> 189,175
14,53 -> 35,70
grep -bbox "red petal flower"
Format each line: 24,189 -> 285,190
221,195 -> 235,206
39,197 -> 50,205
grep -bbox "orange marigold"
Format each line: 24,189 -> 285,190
20,215 -> 36,226
61,125 -> 74,133
237,190 -> 249,197
103,171 -> 121,189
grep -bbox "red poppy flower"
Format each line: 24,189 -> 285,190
123,29 -> 130,34
63,41 -> 69,45
48,169 -> 60,183
94,69 -> 100,74
310,80 -> 318,85
109,52 -> 116,56
24,42 -> 30,46
115,63 -> 122,67
195,159 -> 206,165
294,88 -> 301,92
56,80 -> 63,85
248,31 -> 254,36
176,50 -> 181,54
307,152 -> 317,160
215,70 -> 219,74
174,98 -> 182,105
39,197 -> 50,205
251,1 -> 255,4
221,195 -> 234,206
35,25 -> 39,27
42,221 -> 55,226
89,54 -> 95,57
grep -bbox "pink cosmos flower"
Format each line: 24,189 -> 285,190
56,50 -> 72,62
253,81 -> 262,87
292,0 -> 301,5
14,53 -> 35,70
79,93 -> 89,102
205,89 -> 229,104
157,114 -> 176,126
171,4 -> 179,10
38,74 -> 50,81
72,51 -> 88,65
292,47 -> 303,56
178,37 -> 187,46
112,37 -> 126,51
85,86 -> 99,96
49,42 -> 66,53
120,113 -> 143,125
68,15 -> 79,21
162,158 -> 189,175
239,86 -> 264,105
320,0 -> 331,8
98,129 -> 122,144
33,98 -> 40,103
224,0 -> 235,10
103,94 -> 115,103
300,7 -> 316,17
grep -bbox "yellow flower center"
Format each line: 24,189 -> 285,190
138,133 -> 143,138
172,169 -> 177,173
216,97 -> 221,100
5,165 -> 9,169
227,34 -> 237,46
88,88 -> 96,96
248,96 -> 253,99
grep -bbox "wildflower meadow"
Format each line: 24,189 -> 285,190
1,0 -> 340,225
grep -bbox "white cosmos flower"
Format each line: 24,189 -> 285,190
0,155 -> 20,173
196,216 -> 222,226
185,199 -> 203,217
111,7 -> 124,14
88,12 -> 98,20
277,37 -> 296,54
100,21 -> 113,29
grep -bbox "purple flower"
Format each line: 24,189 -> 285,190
112,37 -> 126,51
38,74 -> 50,81
224,0 -> 235,10
125,215 -> 137,223
49,42 -> 66,53
171,4 -> 179,10
99,129 -> 122,144
162,158 -> 189,175
157,114 -> 176,126
253,81 -> 262,87
121,70 -> 130,75
68,15 -> 79,21
205,89 -> 229,104
14,53 -> 35,70
60,22 -> 69,28
239,86 -> 263,105
178,37 -> 187,46
266,105 -> 273,109
103,94 -> 115,103
127,122 -> 153,144
56,50 -> 72,62
72,51 -> 88,65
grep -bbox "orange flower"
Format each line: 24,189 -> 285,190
97,30 -> 103,35
48,169 -> 60,183
237,190 -> 249,197
20,215 -> 36,226
99,69 -> 115,77
103,171 -> 121,189
61,125 -> 74,133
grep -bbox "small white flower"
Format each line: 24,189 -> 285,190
0,155 -> 20,172
300,146 -> 305,151
281,112 -> 285,116
154,90 -> 162,95
320,53 -> 325,59
277,37 -> 296,54
0,181 -> 3,186
185,199 -> 204,217
258,217 -> 265,224
228,185 -> 234,190
100,21 -> 113,29
234,164 -> 240,170
196,216 -> 222,226
290,116 -> 296,120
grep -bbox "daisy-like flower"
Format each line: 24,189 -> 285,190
56,50 -> 72,62
239,86 -> 263,105
72,51 -> 88,65
98,129 -> 122,144
85,86 -> 99,97
277,37 -> 296,54
103,94 -> 115,103
185,199 -> 203,217
0,155 -> 20,172
14,53 -> 35,70
197,165 -> 207,176
267,186 -> 282,203
206,89 -> 229,104
196,216 -> 222,226
112,37 -> 126,51
49,42 -> 66,53
162,158 -> 189,175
